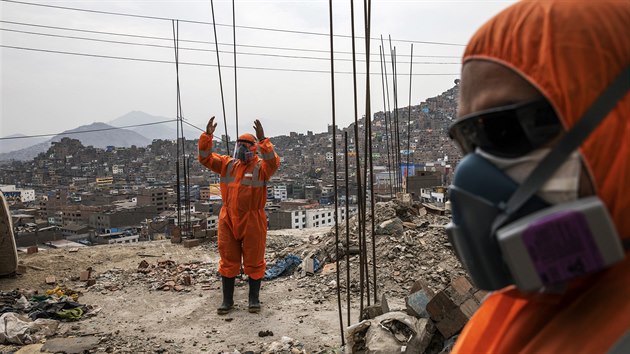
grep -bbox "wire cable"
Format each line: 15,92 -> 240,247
0,27 -> 459,65
0,119 -> 178,140
1,0 -> 466,47
0,44 -> 460,76
0,20 -> 462,59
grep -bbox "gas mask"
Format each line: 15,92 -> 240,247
446,65 -> 629,292
233,141 -> 256,163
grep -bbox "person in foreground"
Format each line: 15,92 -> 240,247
447,1 -> 630,353
198,117 -> 280,314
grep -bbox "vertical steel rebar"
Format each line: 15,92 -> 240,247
362,0 -> 372,307
406,44 -> 414,193
172,20 -> 182,233
379,45 -> 393,198
232,0 -> 239,137
380,36 -> 395,196
210,0 -> 230,156
389,39 -> 401,193
344,131 -> 351,326
328,0 -> 345,346
349,0 -> 365,320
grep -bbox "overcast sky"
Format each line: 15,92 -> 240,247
1,0 -> 516,141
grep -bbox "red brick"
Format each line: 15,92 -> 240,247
460,298 -> 479,318
426,290 -> 456,322
183,239 -> 200,248
434,305 -> 469,338
445,277 -> 474,306
430,295 -> 478,338
451,276 -> 473,295
27,246 -> 38,254
80,270 -> 90,281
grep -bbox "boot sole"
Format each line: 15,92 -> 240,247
248,307 -> 261,313
217,306 -> 233,315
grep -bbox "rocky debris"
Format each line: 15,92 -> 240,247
91,259 -> 218,293
284,199 -> 466,313
261,336 -> 307,354
364,312 -> 434,354
258,330 -> 274,337
345,276 -> 482,353
287,199 -> 476,353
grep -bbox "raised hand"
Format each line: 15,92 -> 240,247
253,119 -> 265,141
206,116 -> 218,135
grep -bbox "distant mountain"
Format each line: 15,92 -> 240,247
0,134 -> 47,153
109,111 -> 199,140
0,122 -> 151,161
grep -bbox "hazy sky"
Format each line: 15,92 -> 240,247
1,0 -> 516,140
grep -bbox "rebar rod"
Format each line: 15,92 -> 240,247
328,0 -> 345,346
406,43 -> 413,193
210,0 -> 230,155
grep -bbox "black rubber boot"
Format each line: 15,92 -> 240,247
248,277 -> 262,313
217,276 -> 235,315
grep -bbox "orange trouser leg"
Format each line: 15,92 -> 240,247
217,210 -> 242,278
241,211 -> 267,280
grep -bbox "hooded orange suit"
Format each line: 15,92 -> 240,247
198,133 -> 280,280
452,1 -> 630,353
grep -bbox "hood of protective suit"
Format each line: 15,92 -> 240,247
463,0 -> 630,241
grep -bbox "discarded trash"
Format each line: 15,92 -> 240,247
264,254 -> 302,280
0,312 -> 58,345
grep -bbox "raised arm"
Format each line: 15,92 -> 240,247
198,116 -> 232,174
254,119 -> 280,180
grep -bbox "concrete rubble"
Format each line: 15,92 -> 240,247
288,199 -> 479,353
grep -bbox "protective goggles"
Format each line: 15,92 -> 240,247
449,99 -> 563,158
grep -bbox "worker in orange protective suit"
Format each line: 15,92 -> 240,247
198,117 -> 280,314
447,1 -> 630,353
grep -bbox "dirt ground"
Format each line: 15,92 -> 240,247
1,229 -> 362,353
1,202 -> 465,354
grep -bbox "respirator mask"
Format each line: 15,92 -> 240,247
447,65 -> 630,292
233,135 -> 256,163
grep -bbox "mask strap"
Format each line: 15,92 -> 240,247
493,64 -> 630,231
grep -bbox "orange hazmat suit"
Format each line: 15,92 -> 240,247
198,133 -> 280,280
452,1 -> 630,353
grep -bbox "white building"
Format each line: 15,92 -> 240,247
273,185 -> 288,201
112,165 -> 124,175
325,152 -> 334,162
420,188 -> 445,203
0,185 -> 35,202
288,206 -> 357,229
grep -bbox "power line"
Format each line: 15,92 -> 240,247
0,44 -> 460,76
0,119 -> 178,140
0,27 -> 460,65
0,20 -> 461,59
1,0 -> 466,47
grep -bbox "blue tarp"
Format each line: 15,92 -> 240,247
264,254 -> 302,280
263,254 -> 322,280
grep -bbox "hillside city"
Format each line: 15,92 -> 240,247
0,83 -> 460,250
